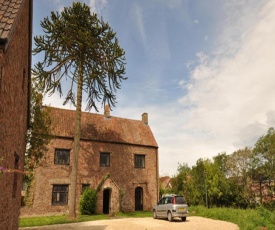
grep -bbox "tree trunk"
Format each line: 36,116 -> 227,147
68,63 -> 83,218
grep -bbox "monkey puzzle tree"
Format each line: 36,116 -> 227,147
32,2 -> 126,218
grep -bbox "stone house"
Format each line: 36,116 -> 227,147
0,0 -> 32,229
21,106 -> 159,216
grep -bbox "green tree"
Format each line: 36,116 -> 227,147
24,80 -> 52,205
190,157 -> 230,207
172,163 -> 190,193
171,163 -> 194,202
189,158 -> 206,206
213,152 -> 229,175
32,2 -> 126,218
225,147 -> 254,206
253,127 -> 275,203
227,147 -> 253,179
253,127 -> 275,179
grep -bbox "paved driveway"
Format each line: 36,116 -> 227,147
20,217 -> 239,230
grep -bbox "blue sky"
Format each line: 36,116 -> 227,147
33,0 -> 275,176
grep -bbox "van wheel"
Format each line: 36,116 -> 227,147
153,210 -> 157,219
167,211 -> 173,222
181,217 -> 186,221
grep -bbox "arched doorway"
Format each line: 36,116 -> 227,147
135,187 -> 143,211
103,189 -> 111,214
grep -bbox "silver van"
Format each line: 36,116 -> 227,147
152,194 -> 189,222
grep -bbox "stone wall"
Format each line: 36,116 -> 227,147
0,0 -> 31,229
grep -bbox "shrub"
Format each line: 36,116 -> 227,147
80,188 -> 97,215
263,201 -> 275,212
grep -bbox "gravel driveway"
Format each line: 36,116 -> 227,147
20,217 -> 239,230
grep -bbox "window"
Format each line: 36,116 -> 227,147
54,149 -> 70,165
164,197 -> 172,204
175,196 -> 187,204
100,152 -> 110,167
82,184 -> 90,194
158,198 -> 165,205
52,185 -> 68,205
134,154 -> 145,168
22,178 -> 26,191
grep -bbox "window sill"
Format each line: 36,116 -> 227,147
52,204 -> 68,206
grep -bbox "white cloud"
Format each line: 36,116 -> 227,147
131,3 -> 171,61
177,0 -> 275,166
133,3 -> 146,45
89,0 -> 108,14
215,0 -> 267,57
43,93 -> 76,111
47,0 -> 107,14
158,0 -> 188,10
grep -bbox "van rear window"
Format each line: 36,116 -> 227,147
175,196 -> 186,204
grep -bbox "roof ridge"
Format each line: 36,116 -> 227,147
47,105 -> 144,123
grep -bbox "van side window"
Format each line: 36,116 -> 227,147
159,198 -> 164,205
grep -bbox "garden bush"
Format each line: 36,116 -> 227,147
79,188 -> 97,215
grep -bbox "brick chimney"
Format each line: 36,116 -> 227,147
142,113 -> 148,125
104,104 -> 111,118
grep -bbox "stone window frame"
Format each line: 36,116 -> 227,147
54,148 -> 70,165
52,184 -> 69,205
134,154 -> 145,168
100,152 -> 110,167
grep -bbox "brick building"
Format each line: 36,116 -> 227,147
251,179 -> 275,204
21,106 -> 159,216
0,0 -> 32,229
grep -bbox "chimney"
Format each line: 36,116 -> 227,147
142,113 -> 148,125
104,104 -> 111,118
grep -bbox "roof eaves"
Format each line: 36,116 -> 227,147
0,0 -> 26,51
51,134 -> 159,149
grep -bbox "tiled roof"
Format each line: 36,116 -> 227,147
48,107 -> 158,148
0,0 -> 24,41
159,176 -> 172,188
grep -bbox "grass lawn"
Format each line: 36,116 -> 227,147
19,214 -> 109,228
189,206 -> 275,230
19,211 -> 151,228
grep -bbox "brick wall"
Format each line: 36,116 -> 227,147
0,1 -> 31,229
21,138 -> 159,216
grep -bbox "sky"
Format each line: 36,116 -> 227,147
33,0 -> 275,176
